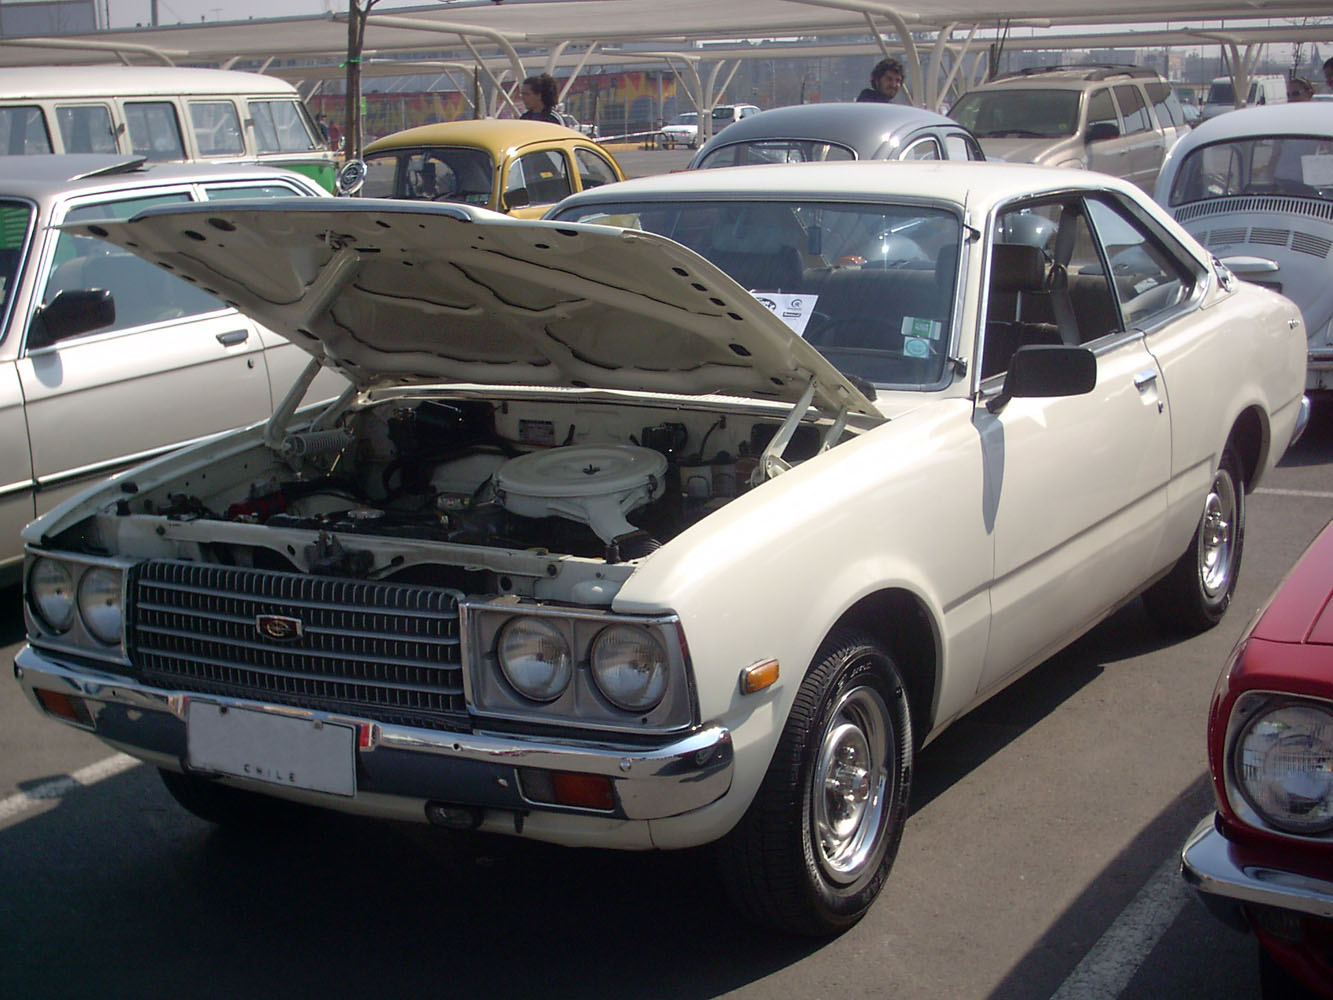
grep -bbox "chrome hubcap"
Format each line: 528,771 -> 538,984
813,685 -> 892,884
1199,469 -> 1237,598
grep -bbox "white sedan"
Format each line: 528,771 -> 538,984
14,162 -> 1308,937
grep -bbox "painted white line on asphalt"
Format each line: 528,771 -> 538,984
1255,487 -> 1333,500
0,753 -> 139,823
1049,854 -> 1189,1000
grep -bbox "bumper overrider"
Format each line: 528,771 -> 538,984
13,644 -> 734,840
1181,815 -> 1333,929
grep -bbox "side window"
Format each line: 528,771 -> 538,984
901,137 -> 941,161
505,150 -> 571,208
56,105 -> 117,154
124,101 -> 185,160
1,200 -> 36,338
1113,86 -> 1151,135
574,147 -> 618,190
983,199 -> 1121,379
1144,82 -> 1183,128
249,100 -> 318,154
203,183 -> 309,200
943,131 -> 984,161
189,101 -> 244,156
0,106 -> 53,155
37,192 -> 225,342
1086,89 -> 1119,139
1085,198 -> 1195,329
361,154 -> 402,199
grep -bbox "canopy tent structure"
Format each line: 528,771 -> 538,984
1,0 -> 1329,136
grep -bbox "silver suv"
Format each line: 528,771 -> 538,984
950,66 -> 1192,190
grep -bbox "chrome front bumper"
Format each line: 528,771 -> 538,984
13,644 -> 734,825
1181,815 -> 1333,926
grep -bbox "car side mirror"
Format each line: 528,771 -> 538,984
504,188 -> 531,210
28,289 -> 115,349
1086,122 -> 1120,143
987,344 -> 1097,413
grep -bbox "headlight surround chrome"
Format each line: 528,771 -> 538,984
497,616 -> 573,702
77,566 -> 124,645
1232,698 -> 1333,835
590,625 -> 668,712
29,558 -> 75,633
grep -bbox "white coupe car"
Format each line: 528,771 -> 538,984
15,162 -> 1309,936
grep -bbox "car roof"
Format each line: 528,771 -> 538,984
0,154 -> 321,200
1171,101 -> 1333,144
967,66 -> 1161,91
693,102 -> 961,155
365,118 -> 590,154
554,159 -> 1136,216
0,65 -> 296,99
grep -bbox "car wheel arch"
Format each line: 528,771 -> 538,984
827,588 -> 939,747
1226,404 -> 1267,492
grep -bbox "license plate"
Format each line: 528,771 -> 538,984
187,702 -> 356,797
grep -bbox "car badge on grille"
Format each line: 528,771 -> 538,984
256,614 -> 304,642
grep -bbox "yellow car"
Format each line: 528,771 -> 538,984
360,119 -> 625,218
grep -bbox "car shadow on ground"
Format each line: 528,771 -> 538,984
1278,394 -> 1333,468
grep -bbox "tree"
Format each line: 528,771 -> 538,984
345,0 -> 385,163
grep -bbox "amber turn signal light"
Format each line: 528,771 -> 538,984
34,688 -> 94,727
740,658 -> 780,695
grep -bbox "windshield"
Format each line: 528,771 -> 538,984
950,89 -> 1081,139
673,113 -> 698,126
0,199 -> 34,336
697,139 -> 856,169
362,146 -> 495,205
552,198 -> 961,388
1168,135 -> 1333,204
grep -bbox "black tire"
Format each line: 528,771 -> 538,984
1143,446 -> 1245,634
716,629 -> 913,936
158,768 -> 304,828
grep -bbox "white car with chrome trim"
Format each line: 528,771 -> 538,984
14,161 -> 1308,936
1154,102 -> 1333,394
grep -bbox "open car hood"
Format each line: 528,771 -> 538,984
83,200 -> 879,419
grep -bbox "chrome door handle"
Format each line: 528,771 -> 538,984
1133,369 -> 1158,390
216,329 -> 249,346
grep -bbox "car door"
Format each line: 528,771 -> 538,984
1111,84 -> 1163,190
1085,87 -> 1130,178
973,195 -> 1172,695
17,186 -> 273,515
0,197 -> 37,577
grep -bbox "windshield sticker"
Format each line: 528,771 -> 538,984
1302,154 -> 1333,188
752,292 -> 818,337
901,316 -> 942,340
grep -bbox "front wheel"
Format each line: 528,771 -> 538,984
1143,446 -> 1245,633
716,630 -> 913,936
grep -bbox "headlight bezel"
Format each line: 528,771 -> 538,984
24,552 -> 133,663
462,601 -> 695,735
1226,691 -> 1333,838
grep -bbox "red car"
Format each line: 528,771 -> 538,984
1183,518 -> 1333,998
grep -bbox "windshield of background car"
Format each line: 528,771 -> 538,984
551,198 -> 961,388
950,90 -> 1081,139
249,100 -> 320,153
674,113 -> 698,125
0,199 -> 34,333
697,139 -> 857,169
1168,136 -> 1333,205
362,146 -> 495,205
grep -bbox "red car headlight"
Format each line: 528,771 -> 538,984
1232,698 -> 1333,835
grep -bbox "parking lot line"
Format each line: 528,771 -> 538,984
0,753 -> 138,823
1048,854 -> 1188,1000
1255,487 -> 1333,499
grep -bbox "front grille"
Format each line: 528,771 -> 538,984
129,560 -> 468,730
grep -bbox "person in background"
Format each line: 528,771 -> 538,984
857,58 -> 905,104
520,74 -> 562,125
314,112 -> 331,142
1288,78 -> 1314,102
1324,57 -> 1333,93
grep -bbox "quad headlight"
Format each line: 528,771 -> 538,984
29,558 -> 75,633
590,625 -> 668,712
1233,700 -> 1333,835
77,566 -> 124,645
497,616 -> 573,702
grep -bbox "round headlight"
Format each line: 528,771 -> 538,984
497,617 -> 572,702
1235,702 -> 1333,834
590,625 -> 668,713
29,559 -> 75,633
77,567 -> 123,644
